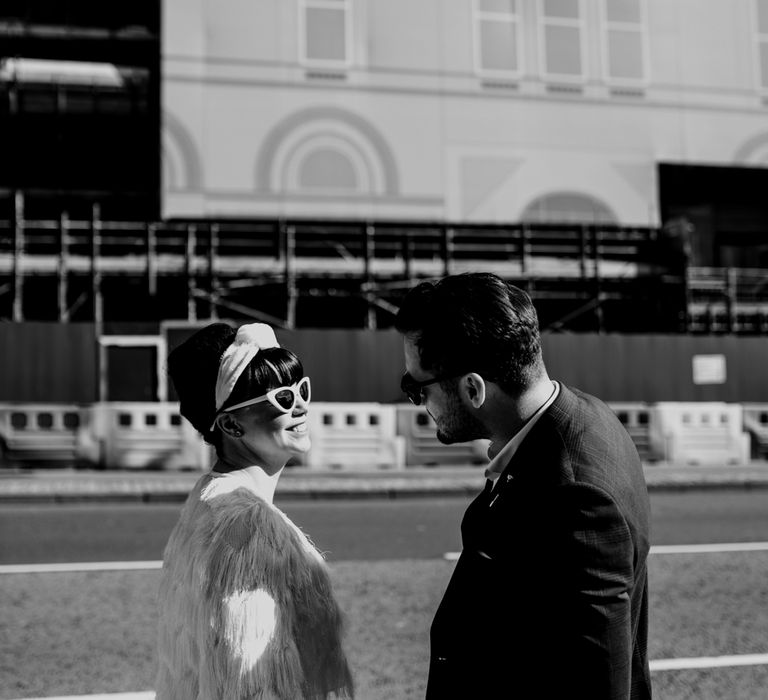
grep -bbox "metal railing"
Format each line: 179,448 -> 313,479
687,267 -> 768,333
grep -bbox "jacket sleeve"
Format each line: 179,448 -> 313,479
553,481 -> 635,699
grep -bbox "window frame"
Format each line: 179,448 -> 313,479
599,0 -> 649,86
537,0 -> 588,83
298,0 -> 353,69
754,0 -> 768,93
472,0 -> 525,79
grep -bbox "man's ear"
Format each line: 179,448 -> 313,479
216,413 -> 243,438
459,373 -> 486,409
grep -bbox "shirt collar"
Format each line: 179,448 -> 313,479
484,381 -> 560,481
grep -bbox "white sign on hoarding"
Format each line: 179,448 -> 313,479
692,354 -> 726,385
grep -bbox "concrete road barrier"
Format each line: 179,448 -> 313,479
649,402 -> 750,465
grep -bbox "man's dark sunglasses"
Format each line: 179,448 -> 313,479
400,372 -> 455,406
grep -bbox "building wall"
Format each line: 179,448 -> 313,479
162,0 -> 768,225
0,323 -> 98,403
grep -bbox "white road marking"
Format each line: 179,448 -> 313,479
651,542 -> 768,554
0,560 -> 162,574
10,654 -> 768,699
650,653 -> 768,671
9,693 -> 155,700
443,541 -> 768,560
3,542 -> 768,573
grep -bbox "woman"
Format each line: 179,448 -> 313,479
156,322 -> 354,700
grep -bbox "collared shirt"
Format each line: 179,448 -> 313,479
484,381 -> 560,484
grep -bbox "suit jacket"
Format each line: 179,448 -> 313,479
426,384 -> 652,699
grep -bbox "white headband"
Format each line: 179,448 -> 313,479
211,323 -> 279,429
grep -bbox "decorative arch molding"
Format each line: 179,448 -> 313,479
520,191 -> 619,225
256,107 -> 399,194
161,111 -> 204,191
733,131 -> 768,165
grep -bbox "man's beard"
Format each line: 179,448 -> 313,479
434,389 -> 486,445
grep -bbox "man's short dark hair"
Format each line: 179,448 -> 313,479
395,273 -> 544,395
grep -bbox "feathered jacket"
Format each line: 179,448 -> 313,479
156,469 -> 354,700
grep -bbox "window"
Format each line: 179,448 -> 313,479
521,192 -> 618,224
601,0 -> 647,84
756,0 -> 768,91
298,148 -> 358,190
539,0 -> 585,81
474,0 -> 523,77
300,0 -> 352,68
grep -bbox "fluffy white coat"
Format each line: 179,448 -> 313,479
156,471 -> 353,700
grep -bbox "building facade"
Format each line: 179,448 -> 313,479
164,0 -> 768,249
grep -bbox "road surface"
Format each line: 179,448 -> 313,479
2,489 -> 767,564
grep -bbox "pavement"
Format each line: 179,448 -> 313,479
1,462 -> 768,503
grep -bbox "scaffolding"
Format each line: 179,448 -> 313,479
5,190 -> 755,333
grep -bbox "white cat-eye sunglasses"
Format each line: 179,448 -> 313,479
223,376 -> 311,414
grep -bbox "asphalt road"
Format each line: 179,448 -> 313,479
1,489 -> 768,564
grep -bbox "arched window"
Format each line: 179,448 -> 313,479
298,148 -> 358,190
521,192 -> 618,224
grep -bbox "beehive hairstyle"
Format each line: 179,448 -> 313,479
167,323 -> 303,451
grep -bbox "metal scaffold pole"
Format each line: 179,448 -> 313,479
283,221 -> 297,329
592,227 -> 604,333
186,224 -> 197,322
146,222 -> 157,297
403,229 -> 413,281
364,222 -> 376,330
91,203 -> 103,332
58,211 -> 69,322
442,225 -> 454,277
12,191 -> 24,321
520,223 -> 530,283
726,267 -> 737,334
208,223 -> 219,320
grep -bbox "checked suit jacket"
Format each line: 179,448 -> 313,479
426,384 -> 652,700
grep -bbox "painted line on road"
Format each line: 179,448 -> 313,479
9,654 -> 768,699
0,560 -> 162,574
9,693 -> 155,700
650,653 -> 768,671
3,542 -> 768,574
650,542 -> 768,554
443,541 -> 768,561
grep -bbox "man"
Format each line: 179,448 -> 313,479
395,273 -> 651,699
